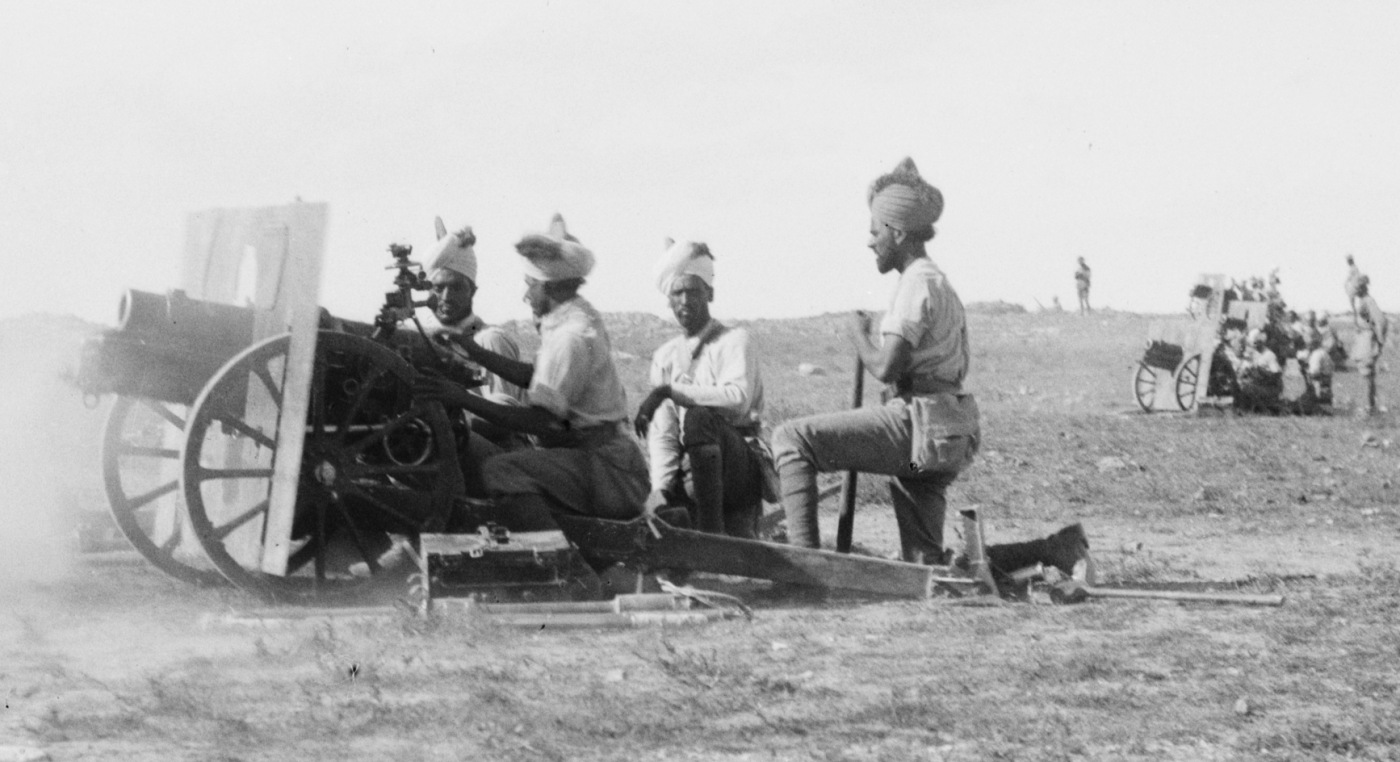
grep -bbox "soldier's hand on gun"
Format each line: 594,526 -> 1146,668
633,385 -> 672,438
412,368 -> 473,408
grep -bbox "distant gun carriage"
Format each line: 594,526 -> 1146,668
1132,274 -> 1277,413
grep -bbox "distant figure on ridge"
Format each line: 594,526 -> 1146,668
1344,255 -> 1364,325
633,238 -> 771,539
1074,257 -> 1092,314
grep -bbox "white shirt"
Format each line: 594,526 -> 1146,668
646,319 -> 763,491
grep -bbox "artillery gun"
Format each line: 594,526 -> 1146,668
76,213 -> 1012,608
77,242 -> 477,601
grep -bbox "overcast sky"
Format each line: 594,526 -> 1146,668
3,1 -> 1397,328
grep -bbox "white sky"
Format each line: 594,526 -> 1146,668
3,1 -> 1398,327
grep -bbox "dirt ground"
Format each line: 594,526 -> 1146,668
3,308 -> 1399,761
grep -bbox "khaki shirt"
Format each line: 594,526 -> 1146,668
878,256 -> 970,391
528,296 -> 630,428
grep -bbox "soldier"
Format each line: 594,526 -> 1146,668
426,225 -> 525,407
1297,330 -> 1335,414
772,158 -> 979,564
1074,257 -> 1092,315
1353,275 -> 1389,414
413,214 -> 648,540
633,239 -> 770,538
1235,329 -> 1284,413
1344,255 -> 1364,325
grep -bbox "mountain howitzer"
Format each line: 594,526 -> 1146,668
75,233 -> 494,602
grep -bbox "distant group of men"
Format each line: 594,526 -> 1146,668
1218,256 -> 1387,415
409,158 -> 980,584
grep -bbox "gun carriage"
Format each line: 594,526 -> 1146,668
78,243 -> 476,601
1132,274 -> 1285,413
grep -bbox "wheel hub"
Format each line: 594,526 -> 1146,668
313,460 -> 338,486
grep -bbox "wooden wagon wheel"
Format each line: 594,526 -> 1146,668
1174,354 -> 1201,411
1132,362 -> 1157,413
101,395 -> 224,586
181,331 -> 462,603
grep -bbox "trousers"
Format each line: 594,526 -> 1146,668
771,399 -> 958,563
673,406 -> 763,538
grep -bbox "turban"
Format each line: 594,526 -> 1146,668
516,213 -> 595,282
654,238 -> 715,295
868,157 -> 944,233
426,221 -> 478,283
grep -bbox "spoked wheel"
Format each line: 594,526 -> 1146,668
101,396 -> 224,586
1132,362 -> 1157,413
1175,354 -> 1202,411
182,331 -> 463,603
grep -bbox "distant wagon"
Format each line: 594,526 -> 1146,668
1132,274 -> 1273,413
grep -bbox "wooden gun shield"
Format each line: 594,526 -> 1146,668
181,202 -> 328,576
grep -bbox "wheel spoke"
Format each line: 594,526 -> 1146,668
212,416 -> 277,450
139,399 -> 186,430
195,466 -> 275,481
157,528 -> 182,553
253,363 -> 284,408
124,479 -> 179,510
210,499 -> 270,541
329,496 -> 380,573
118,444 -> 180,459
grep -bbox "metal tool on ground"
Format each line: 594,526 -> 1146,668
835,357 -> 865,553
1050,580 -> 1286,606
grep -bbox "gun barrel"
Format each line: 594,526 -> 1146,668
77,289 -> 257,405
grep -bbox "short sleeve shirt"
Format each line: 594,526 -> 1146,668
528,296 -> 630,427
877,256 -> 970,389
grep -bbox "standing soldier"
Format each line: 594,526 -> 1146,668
633,239 -> 770,538
1353,275 -> 1389,414
1344,255 -> 1364,325
772,158 -> 980,564
1074,257 -> 1092,315
413,214 -> 648,585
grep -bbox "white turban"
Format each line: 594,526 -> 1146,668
868,157 -> 944,233
654,238 -> 715,295
516,213 -> 595,282
426,224 -> 478,283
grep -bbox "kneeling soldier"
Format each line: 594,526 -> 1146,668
772,158 -> 979,564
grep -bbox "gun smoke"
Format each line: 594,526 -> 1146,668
0,314 -> 105,587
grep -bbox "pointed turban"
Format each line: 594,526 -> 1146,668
516,213 -> 595,282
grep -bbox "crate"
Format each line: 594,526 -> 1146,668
419,526 -> 577,606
